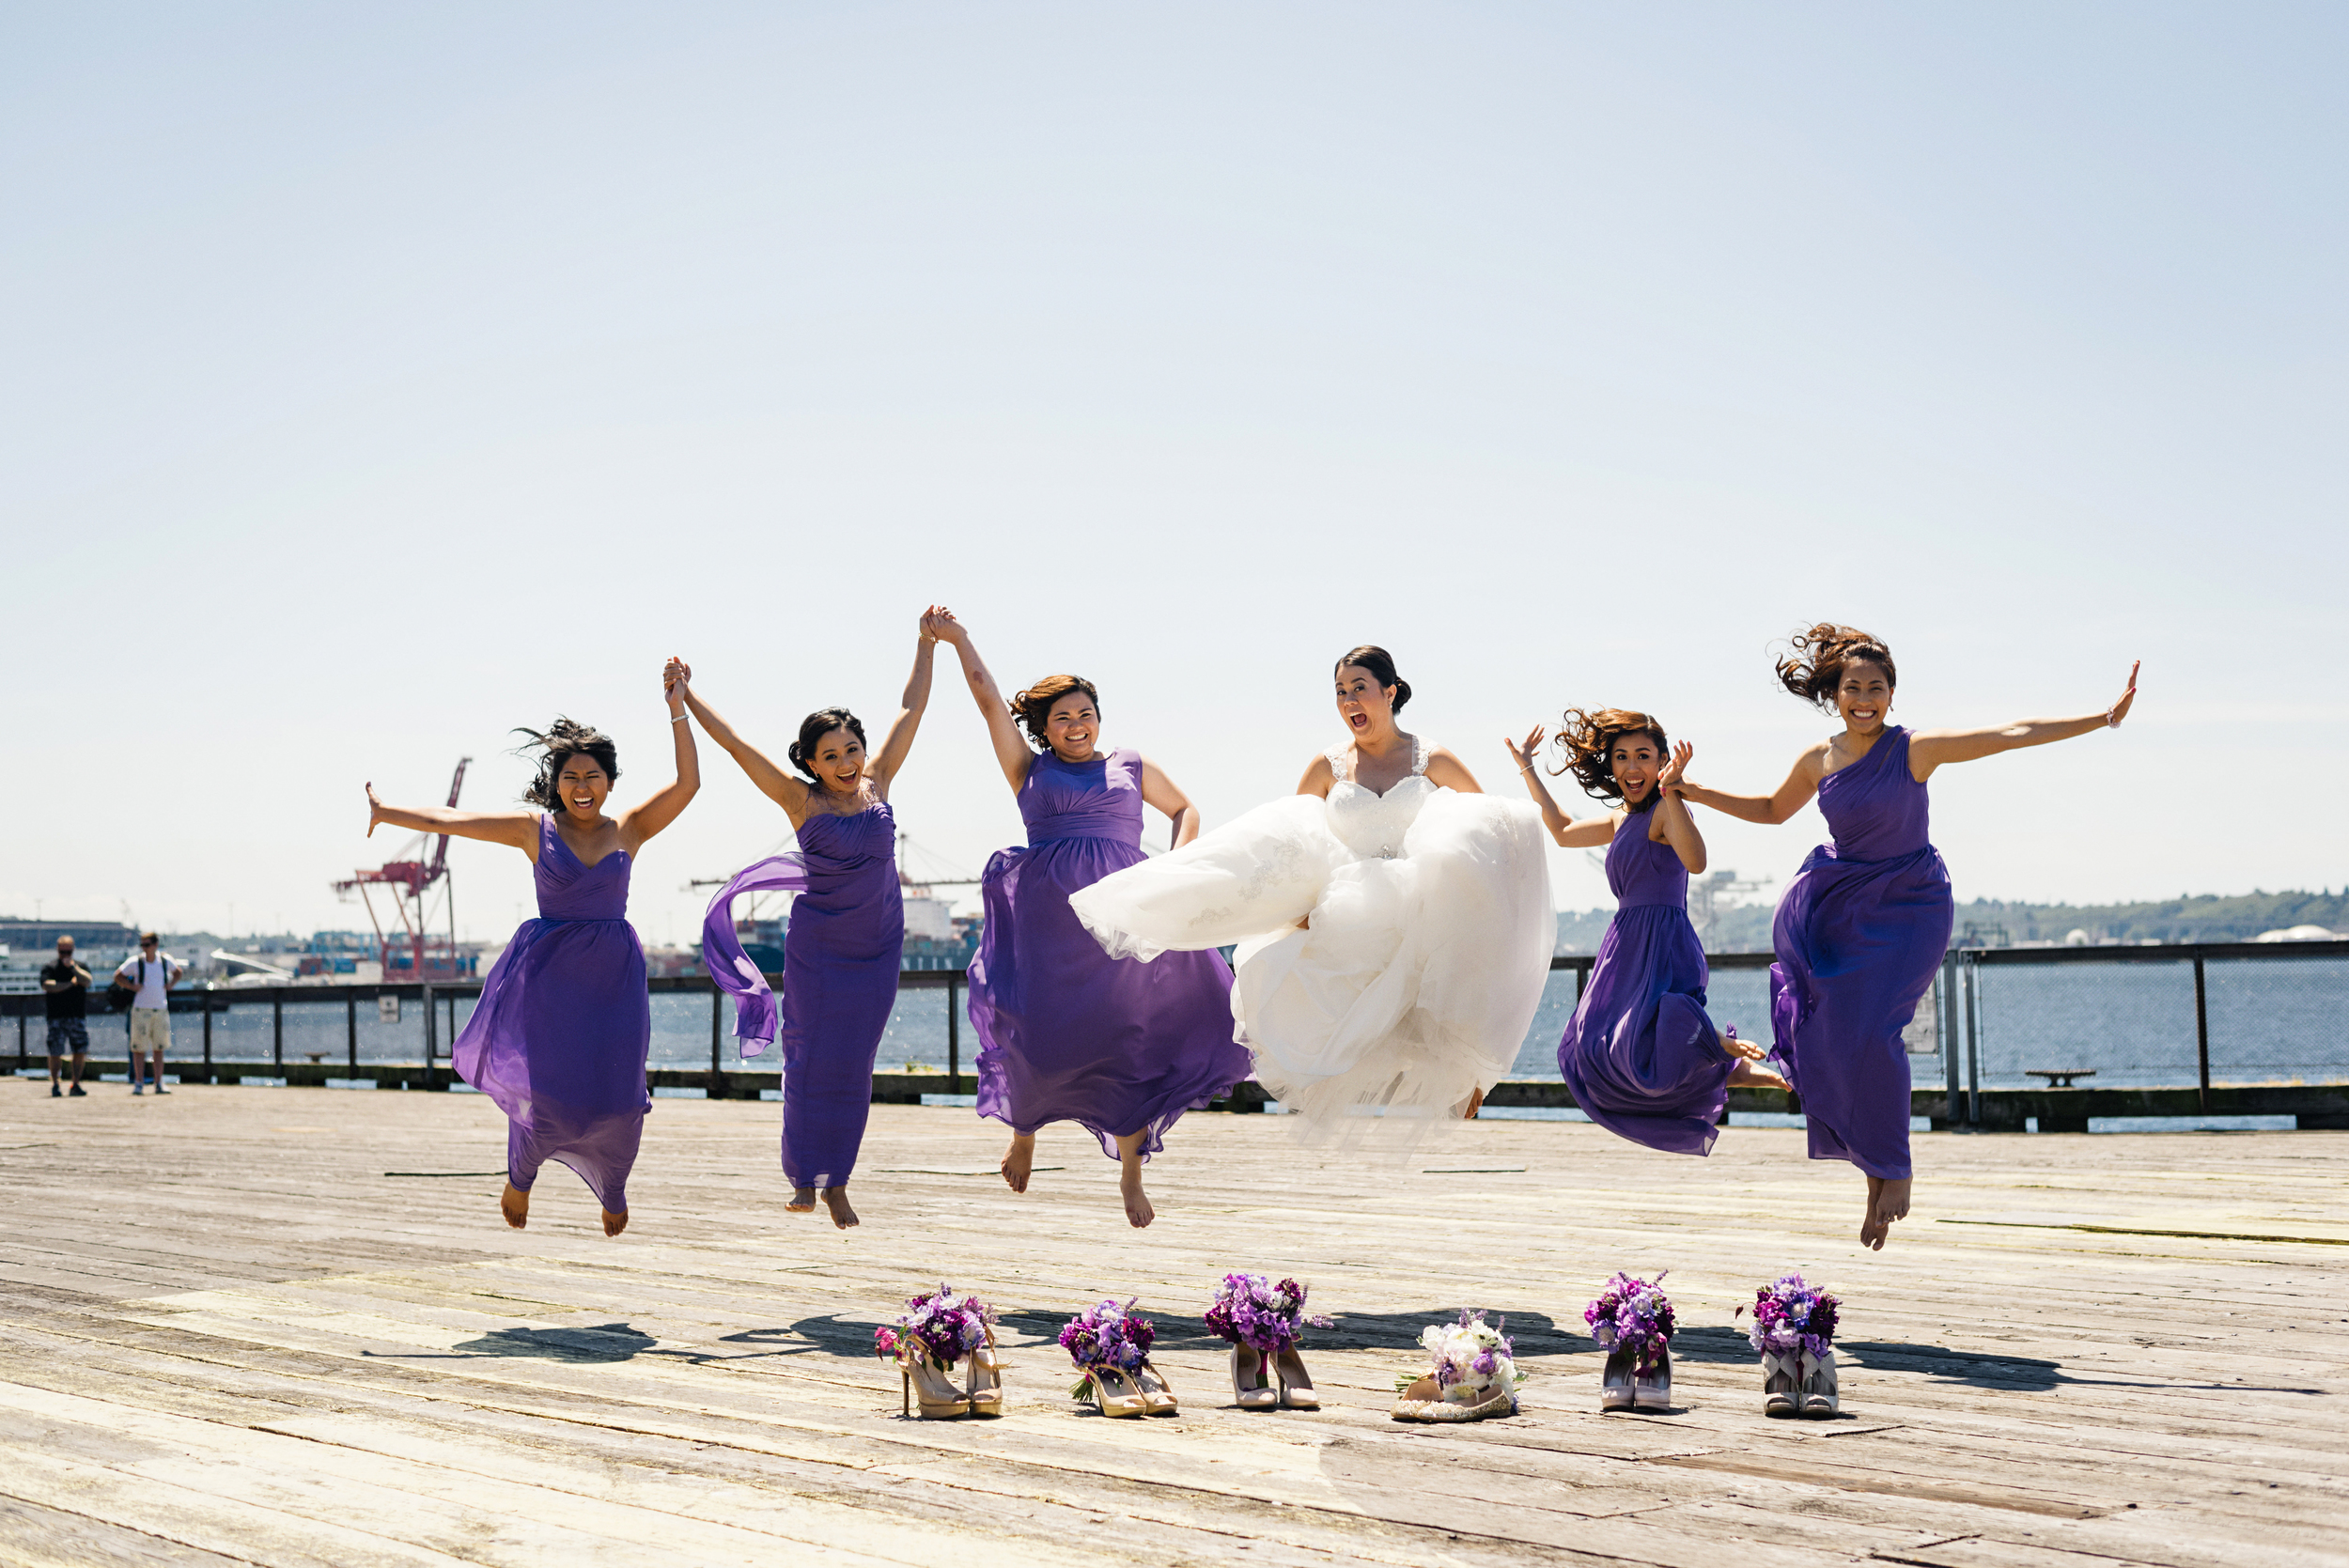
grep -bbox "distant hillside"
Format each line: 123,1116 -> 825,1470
1556,888 -> 2345,954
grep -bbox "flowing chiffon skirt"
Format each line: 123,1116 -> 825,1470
1558,904 -> 1732,1156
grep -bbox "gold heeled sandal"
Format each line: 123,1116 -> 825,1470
966,1326 -> 1006,1417
1133,1358 -> 1179,1416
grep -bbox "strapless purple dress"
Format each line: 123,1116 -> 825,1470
1558,810 -> 1733,1156
702,802 -> 903,1190
969,748 -> 1248,1159
454,815 -> 650,1212
1769,726 -> 1952,1181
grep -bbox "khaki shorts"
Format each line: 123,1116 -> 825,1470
129,1007 -> 171,1050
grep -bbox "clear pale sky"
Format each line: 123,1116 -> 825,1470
5,4 -> 2341,949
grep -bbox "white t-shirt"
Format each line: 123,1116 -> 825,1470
115,953 -> 182,1009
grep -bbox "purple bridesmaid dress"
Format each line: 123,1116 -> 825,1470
1768,726 -> 1952,1181
454,815 -> 649,1212
702,803 -> 904,1190
1558,811 -> 1734,1156
968,748 -> 1248,1159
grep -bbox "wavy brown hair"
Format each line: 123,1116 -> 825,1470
1010,674 -> 1100,750
1553,707 -> 1671,814
1777,623 -> 1897,711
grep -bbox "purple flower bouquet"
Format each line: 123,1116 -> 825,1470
1584,1271 -> 1675,1374
1745,1272 -> 1840,1360
879,1283 -> 997,1370
1204,1273 -> 1331,1356
1059,1297 -> 1155,1401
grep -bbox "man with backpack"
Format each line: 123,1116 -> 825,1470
113,933 -> 184,1095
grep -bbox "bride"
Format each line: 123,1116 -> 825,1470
1070,645 -> 1553,1141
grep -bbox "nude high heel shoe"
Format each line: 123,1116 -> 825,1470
1133,1359 -> 1180,1416
1799,1348 -> 1839,1419
965,1326 -> 1005,1418
1600,1347 -> 1637,1412
1229,1345 -> 1279,1410
1633,1346 -> 1673,1411
901,1354 -> 970,1420
1089,1365 -> 1148,1418
1761,1350 -> 1800,1418
1272,1347 -> 1319,1410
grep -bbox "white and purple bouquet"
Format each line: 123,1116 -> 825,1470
1059,1297 -> 1155,1399
1585,1271 -> 1675,1374
1204,1273 -> 1331,1356
1406,1309 -> 1523,1405
880,1283 -> 996,1369
1745,1272 -> 1840,1360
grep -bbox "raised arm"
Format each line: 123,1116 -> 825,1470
1652,741 -> 1708,874
1136,755 -> 1202,849
1505,725 -> 1617,848
1906,661 -> 2138,781
617,661 -> 701,850
931,613 -> 1034,793
1675,743 -> 1827,826
668,657 -> 813,819
869,609 -> 945,792
366,785 -> 538,852
1423,745 -> 1483,796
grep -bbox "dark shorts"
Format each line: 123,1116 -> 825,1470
46,1018 -> 89,1055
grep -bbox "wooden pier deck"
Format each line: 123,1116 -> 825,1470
2,1082 -> 2343,1567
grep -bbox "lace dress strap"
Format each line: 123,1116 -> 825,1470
1327,744 -> 1352,783
1409,734 -> 1429,777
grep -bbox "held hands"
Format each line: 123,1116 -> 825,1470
1658,739 -> 1694,796
1504,724 -> 1548,776
2107,660 -> 2140,729
924,606 -> 967,646
663,657 -> 692,712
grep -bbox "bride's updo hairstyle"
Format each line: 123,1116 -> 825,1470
1333,644 -> 1411,713
1777,623 -> 1897,711
1010,674 -> 1100,750
514,718 -> 620,809
1554,708 -> 1671,814
787,706 -> 868,780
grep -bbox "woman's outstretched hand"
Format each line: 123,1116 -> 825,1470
366,782 -> 385,838
1504,724 -> 1548,775
2107,660 -> 2139,729
1659,739 -> 1694,795
926,607 -> 967,646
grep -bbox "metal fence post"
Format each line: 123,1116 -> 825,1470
947,975 -> 960,1092
347,991 -> 358,1075
17,1009 -> 24,1071
709,982 -> 723,1097
2192,949 -> 2211,1113
1940,952 -> 1960,1126
424,985 -> 437,1089
202,992 -> 212,1070
272,989 -> 284,1071
1963,953 -> 1981,1127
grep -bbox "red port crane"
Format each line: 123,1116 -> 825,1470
334,757 -> 472,982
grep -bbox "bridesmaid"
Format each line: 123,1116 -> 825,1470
1676,625 -> 2138,1249
677,615 -> 943,1230
934,613 -> 1248,1228
366,665 -> 699,1236
1505,708 -> 1786,1159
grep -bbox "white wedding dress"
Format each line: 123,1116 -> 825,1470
1070,736 -> 1554,1144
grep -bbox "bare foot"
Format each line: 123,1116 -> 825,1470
500,1183 -> 529,1230
1728,1059 -> 1791,1091
820,1187 -> 859,1229
786,1186 -> 817,1213
1001,1133 -> 1036,1194
1869,1176 -> 1911,1250
1463,1087 -> 1486,1119
602,1208 -> 629,1237
1859,1175 -> 1887,1250
1119,1165 -> 1155,1229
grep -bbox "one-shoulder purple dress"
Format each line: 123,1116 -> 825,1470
969,748 -> 1248,1159
1558,809 -> 1734,1156
1768,726 -> 1952,1181
702,802 -> 903,1190
454,815 -> 650,1212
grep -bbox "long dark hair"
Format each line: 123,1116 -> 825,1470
1333,644 -> 1412,713
1553,707 -> 1670,814
1010,675 -> 1100,751
514,718 -> 619,810
787,707 -> 868,779
1777,623 -> 1897,711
